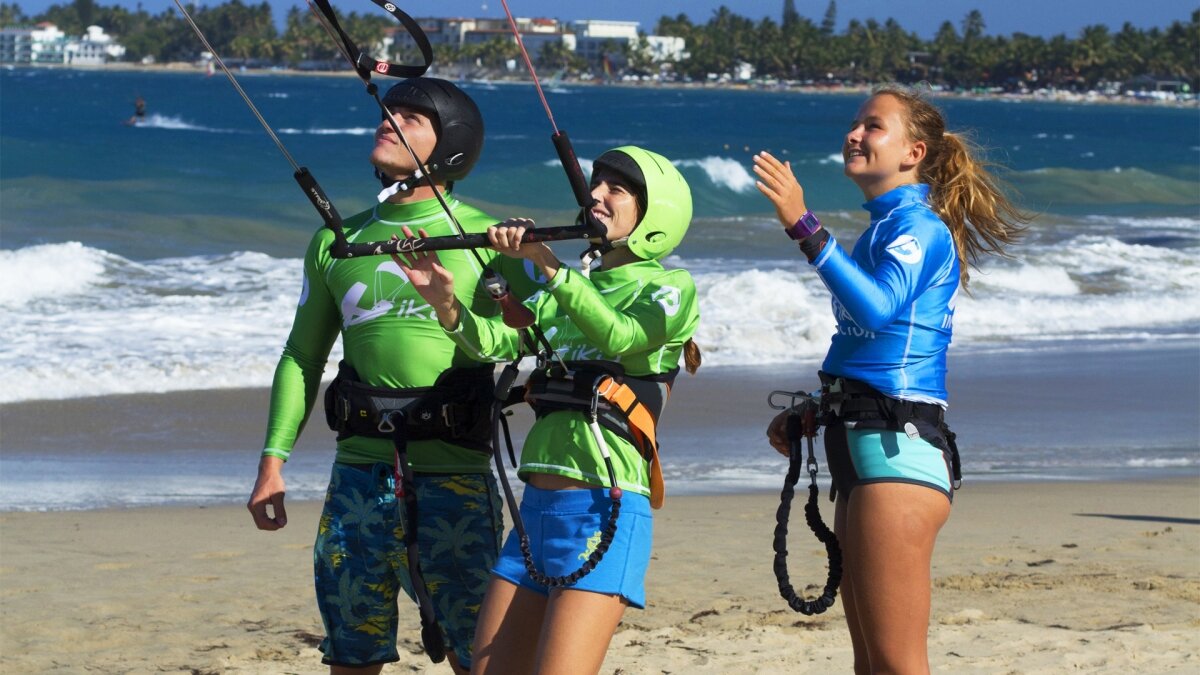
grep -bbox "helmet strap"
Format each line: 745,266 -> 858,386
579,237 -> 629,278
374,167 -> 426,203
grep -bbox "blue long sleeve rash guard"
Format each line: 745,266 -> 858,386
811,183 -> 959,404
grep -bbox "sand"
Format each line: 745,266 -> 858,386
1,478 -> 1196,674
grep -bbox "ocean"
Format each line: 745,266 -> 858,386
2,67 -> 1198,510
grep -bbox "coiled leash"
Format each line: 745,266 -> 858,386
491,361 -> 624,588
768,390 -> 842,615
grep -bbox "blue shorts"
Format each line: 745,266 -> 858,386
824,424 -> 954,501
492,485 -> 653,608
313,463 -> 503,669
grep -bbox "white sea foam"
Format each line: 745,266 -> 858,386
970,264 -> 1079,296
544,155 -> 757,194
1125,457 -> 1197,468
673,157 -> 757,193
278,127 -> 375,135
134,113 -> 234,133
1,227 -> 1197,402
544,158 -> 594,175
0,242 -> 108,307
818,153 -> 844,164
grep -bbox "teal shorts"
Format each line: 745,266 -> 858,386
313,463 -> 503,669
824,423 -> 954,501
492,485 -> 653,608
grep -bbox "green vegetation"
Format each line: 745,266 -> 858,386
655,5 -> 1198,90
1,0 -> 1195,90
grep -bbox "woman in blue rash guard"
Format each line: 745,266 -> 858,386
754,87 -> 1027,674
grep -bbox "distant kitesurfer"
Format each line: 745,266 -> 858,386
125,96 -> 145,126
755,87 -> 1027,673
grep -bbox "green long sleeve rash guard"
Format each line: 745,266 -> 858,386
446,261 -> 700,498
261,196 -> 541,472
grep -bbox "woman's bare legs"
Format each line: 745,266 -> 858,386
834,494 -> 871,675
471,578 -> 627,675
471,577 -> 547,675
840,482 -> 951,675
534,588 -> 627,674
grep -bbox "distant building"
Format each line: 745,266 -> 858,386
0,22 -> 67,63
66,26 -> 126,65
392,15 -> 684,72
401,16 -> 575,56
0,23 -> 125,64
641,35 -> 686,63
572,19 -> 638,67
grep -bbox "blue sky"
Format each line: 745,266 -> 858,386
15,0 -> 1197,38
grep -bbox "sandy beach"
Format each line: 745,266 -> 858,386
1,477 -> 1196,673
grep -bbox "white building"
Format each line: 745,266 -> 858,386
392,16 -> 683,71
66,25 -> 126,65
0,23 -> 125,64
641,35 -> 686,63
0,22 -> 67,63
402,16 -> 574,56
572,19 -> 639,66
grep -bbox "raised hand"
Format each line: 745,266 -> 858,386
753,151 -> 808,229
390,226 -> 456,310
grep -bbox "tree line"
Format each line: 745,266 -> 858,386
1,0 -> 1196,90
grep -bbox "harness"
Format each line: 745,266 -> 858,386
768,390 -> 842,615
817,372 -> 962,492
524,360 -> 675,509
491,358 -> 673,589
323,361 -> 494,453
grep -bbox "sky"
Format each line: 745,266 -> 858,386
14,0 -> 1198,39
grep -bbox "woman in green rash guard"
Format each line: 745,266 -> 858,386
393,146 -> 701,675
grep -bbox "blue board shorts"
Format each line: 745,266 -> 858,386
492,484 -> 653,608
313,463 -> 503,669
824,423 -> 955,501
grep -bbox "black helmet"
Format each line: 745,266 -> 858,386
380,77 -> 484,183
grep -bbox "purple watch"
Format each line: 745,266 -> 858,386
784,210 -> 822,240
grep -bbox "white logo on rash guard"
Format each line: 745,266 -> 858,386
298,273 -> 310,307
886,234 -> 923,264
340,261 -> 411,328
651,286 -> 682,316
523,259 -> 547,284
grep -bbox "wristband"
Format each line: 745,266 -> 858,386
784,210 -> 821,240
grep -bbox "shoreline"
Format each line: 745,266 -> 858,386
2,340 -> 1197,512
1,478 -> 1196,673
8,61 -> 1196,109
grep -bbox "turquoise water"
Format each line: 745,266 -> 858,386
1,68 -> 1197,509
3,68 -> 1198,259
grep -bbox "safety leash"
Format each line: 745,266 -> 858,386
768,390 -> 842,615
491,363 -> 623,588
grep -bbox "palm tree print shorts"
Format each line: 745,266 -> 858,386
314,462 -> 503,668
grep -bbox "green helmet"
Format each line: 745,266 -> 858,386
592,146 -> 693,261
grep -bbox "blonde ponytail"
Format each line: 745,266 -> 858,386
874,87 -> 1030,288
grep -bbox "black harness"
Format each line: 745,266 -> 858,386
818,372 -> 962,493
324,361 -> 494,453
769,373 -> 965,616
523,360 -> 675,463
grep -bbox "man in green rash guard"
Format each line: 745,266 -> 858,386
246,78 -> 538,675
